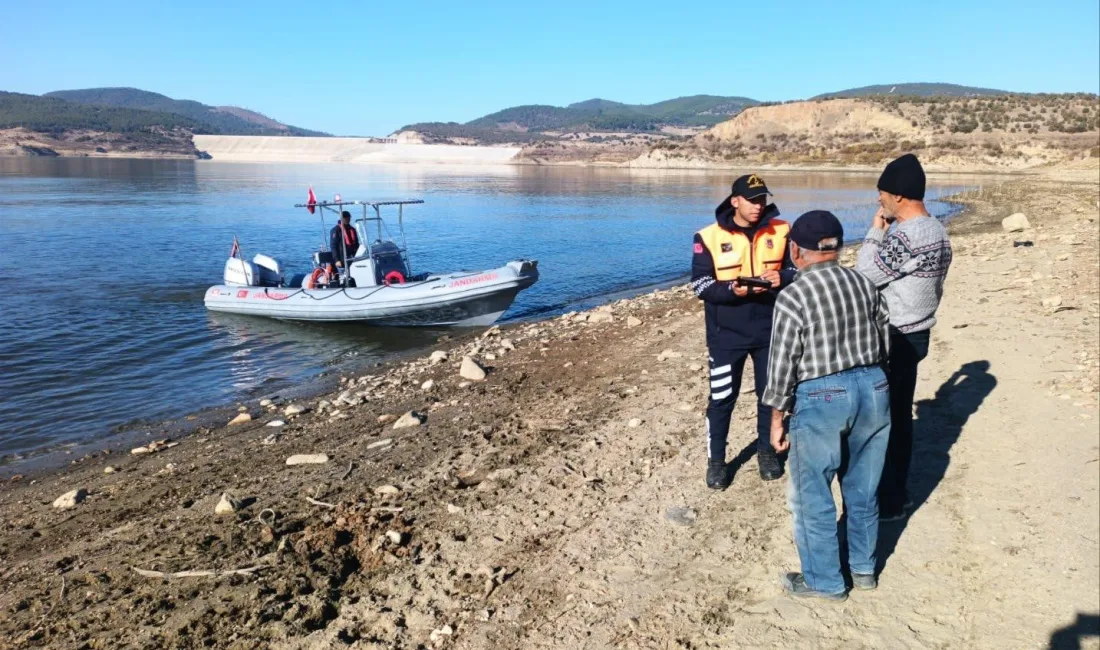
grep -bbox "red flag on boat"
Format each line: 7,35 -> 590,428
306,186 -> 317,214
230,236 -> 240,259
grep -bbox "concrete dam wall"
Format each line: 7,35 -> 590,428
193,136 -> 522,165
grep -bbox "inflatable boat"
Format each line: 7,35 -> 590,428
204,198 -> 538,326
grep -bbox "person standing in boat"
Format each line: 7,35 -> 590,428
330,210 -> 362,269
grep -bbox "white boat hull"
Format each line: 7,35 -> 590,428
204,260 -> 538,326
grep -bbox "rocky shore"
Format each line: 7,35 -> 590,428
1,163 -> 1097,649
0,127 -> 206,160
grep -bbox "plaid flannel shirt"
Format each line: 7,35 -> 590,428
762,260 -> 891,412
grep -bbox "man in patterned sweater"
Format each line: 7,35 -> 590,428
856,153 -> 953,521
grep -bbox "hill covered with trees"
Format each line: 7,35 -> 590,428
0,91 -> 203,158
398,85 -> 1023,146
45,88 -> 328,136
0,91 -> 203,134
401,95 -> 759,143
1,87 -> 333,158
812,83 -> 1009,100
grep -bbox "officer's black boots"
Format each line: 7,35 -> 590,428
757,447 -> 784,481
706,458 -> 732,490
708,450 -> 783,487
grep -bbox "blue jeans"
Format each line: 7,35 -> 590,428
787,365 -> 891,594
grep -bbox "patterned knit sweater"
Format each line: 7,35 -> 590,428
855,215 -> 953,333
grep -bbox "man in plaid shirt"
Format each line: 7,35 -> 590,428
762,210 -> 892,601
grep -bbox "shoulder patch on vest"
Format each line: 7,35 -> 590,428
693,242 -> 703,254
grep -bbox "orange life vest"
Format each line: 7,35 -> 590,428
697,220 -> 790,281
338,222 -> 359,250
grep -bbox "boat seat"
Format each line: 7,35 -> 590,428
313,251 -> 335,267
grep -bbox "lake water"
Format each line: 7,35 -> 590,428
0,158 -> 978,461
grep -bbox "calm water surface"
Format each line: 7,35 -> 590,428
0,158 -> 978,459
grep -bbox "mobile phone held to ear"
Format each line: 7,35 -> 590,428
734,276 -> 773,290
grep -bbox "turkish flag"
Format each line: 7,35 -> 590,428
306,186 -> 317,214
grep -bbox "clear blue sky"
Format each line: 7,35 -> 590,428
3,0 -> 1097,136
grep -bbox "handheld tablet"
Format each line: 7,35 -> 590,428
734,276 -> 773,290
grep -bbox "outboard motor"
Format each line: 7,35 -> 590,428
252,254 -> 284,287
223,257 -> 261,286
371,240 -> 410,285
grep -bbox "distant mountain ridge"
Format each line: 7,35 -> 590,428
0,91 -> 203,133
469,94 -> 761,130
400,84 -> 1020,143
213,106 -> 289,131
45,87 -> 328,136
1,87 -> 328,159
403,94 -> 760,141
812,83 -> 1010,99
0,90 -> 206,157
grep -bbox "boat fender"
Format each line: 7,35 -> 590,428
384,271 -> 406,285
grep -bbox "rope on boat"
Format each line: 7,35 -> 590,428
258,280 -> 430,303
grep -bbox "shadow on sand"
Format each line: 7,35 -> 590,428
876,360 -> 998,571
719,440 -> 760,487
1048,612 -> 1100,650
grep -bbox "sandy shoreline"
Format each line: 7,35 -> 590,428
0,272 -> 695,475
192,136 -> 1061,174
1,163 -> 1097,649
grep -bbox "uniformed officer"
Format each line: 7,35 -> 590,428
691,174 -> 796,489
330,210 -> 361,268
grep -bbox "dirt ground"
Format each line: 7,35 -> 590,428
1,164 -> 1098,649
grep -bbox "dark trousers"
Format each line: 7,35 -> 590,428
878,328 -> 931,514
706,346 -> 770,461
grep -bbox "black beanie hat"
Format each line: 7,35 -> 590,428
877,154 -> 926,200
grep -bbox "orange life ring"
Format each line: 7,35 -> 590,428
305,266 -> 332,289
384,271 -> 406,286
